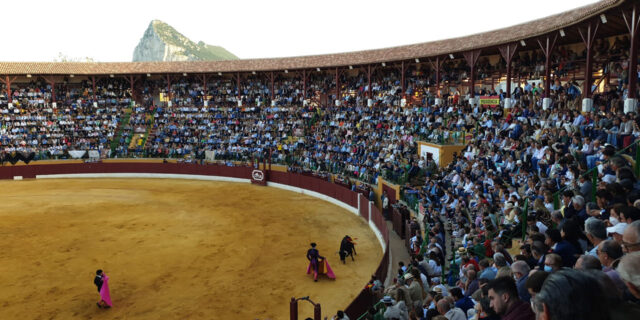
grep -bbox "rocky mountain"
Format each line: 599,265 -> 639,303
132,20 -> 238,62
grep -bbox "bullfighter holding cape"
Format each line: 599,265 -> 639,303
306,242 -> 335,281
94,269 -> 112,308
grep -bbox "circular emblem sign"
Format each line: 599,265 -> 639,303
252,170 -> 265,181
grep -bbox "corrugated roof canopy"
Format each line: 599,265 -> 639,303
0,0 -> 627,76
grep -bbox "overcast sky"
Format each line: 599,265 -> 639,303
1,0 -> 599,62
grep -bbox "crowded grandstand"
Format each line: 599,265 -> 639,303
2,0 -> 640,319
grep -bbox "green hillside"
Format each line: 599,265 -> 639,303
151,20 -> 238,61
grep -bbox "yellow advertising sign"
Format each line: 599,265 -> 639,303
479,96 -> 499,106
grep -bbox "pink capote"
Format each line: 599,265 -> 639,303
99,275 -> 112,307
306,259 -> 336,279
324,259 -> 336,279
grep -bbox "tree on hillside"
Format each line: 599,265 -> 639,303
53,52 -> 96,62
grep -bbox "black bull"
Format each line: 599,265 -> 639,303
339,237 -> 356,263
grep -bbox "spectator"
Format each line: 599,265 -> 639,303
598,239 -> 627,295
478,259 -> 497,280
486,276 -> 535,320
617,252 -> 640,300
436,298 -> 465,320
622,220 -> 640,253
584,217 -> 607,256
574,254 -> 602,270
532,270 -> 609,320
531,241 -> 548,270
332,310 -> 350,320
545,229 -> 577,268
588,269 -> 640,320
510,261 -> 531,302
450,287 -> 474,314
464,269 -> 479,297
382,295 -> 408,320
525,271 -> 549,300
544,253 -> 562,273
404,273 -> 423,309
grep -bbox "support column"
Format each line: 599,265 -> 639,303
499,43 -> 518,110
400,61 -> 407,98
42,76 -> 56,105
269,71 -> 275,102
164,74 -> 172,106
428,56 -> 446,105
578,20 -> 600,113
491,73 -> 496,91
368,65 -> 372,99
235,72 -> 242,106
463,50 -> 482,106
199,74 -> 209,106
91,75 -> 97,102
302,69 -> 307,102
623,4 -> 640,113
335,67 -> 341,106
398,61 -> 409,107
126,75 -> 137,106
0,75 -> 17,103
537,34 -> 558,110
366,64 -> 377,106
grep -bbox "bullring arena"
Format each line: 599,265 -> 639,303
3,0 -> 640,319
0,163 -> 385,320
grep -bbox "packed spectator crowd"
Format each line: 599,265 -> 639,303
364,47 -> 640,320
0,78 -> 133,158
1,35 -> 640,320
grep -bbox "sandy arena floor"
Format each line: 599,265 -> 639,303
0,178 -> 382,320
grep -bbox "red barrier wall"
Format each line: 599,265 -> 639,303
0,162 -> 389,319
0,162 -> 253,180
358,194 -> 369,221
392,207 -> 405,239
382,183 -> 397,204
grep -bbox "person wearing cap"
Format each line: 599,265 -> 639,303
383,291 -> 409,320
607,221 -> 628,244
405,272 -> 423,308
431,277 -> 448,297
380,296 -> 398,320
503,202 -> 516,225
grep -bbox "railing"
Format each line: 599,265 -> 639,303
400,188 -> 421,213
382,168 -> 430,186
356,301 -> 385,320
419,129 -> 472,146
